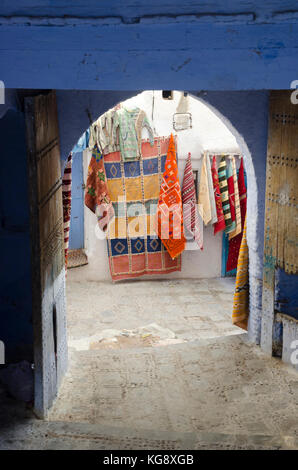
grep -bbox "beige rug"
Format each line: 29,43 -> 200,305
67,249 -> 88,269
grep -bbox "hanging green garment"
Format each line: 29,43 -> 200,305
113,107 -> 154,161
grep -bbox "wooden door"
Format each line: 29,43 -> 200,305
25,91 -> 67,418
261,90 -> 298,354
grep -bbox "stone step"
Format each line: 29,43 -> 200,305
68,332 -> 248,357
0,418 -> 297,450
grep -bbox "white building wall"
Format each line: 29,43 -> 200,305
78,91 -> 240,282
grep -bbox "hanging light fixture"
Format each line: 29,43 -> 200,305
173,91 -> 192,131
162,90 -> 174,100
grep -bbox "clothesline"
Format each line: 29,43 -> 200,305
67,105 -> 247,269
205,152 -> 242,158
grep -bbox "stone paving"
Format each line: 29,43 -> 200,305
1,334 -> 298,449
48,334 -> 298,446
46,274 -> 298,449
1,274 -> 298,450
65,275 -> 240,347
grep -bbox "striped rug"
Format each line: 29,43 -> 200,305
225,159 -> 236,234
218,156 -> 233,232
226,157 -> 247,272
182,152 -> 203,249
211,155 -> 226,234
229,156 -> 242,239
205,153 -> 218,225
198,154 -> 212,225
232,216 -> 249,330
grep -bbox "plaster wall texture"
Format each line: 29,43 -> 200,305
80,90 -> 240,281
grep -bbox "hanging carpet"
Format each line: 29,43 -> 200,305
155,134 -> 186,259
85,136 -> 181,281
229,156 -> 242,239
225,158 -> 236,234
218,156 -> 233,233
226,157 -> 247,272
182,152 -> 203,249
211,155 -> 226,235
232,215 -> 249,330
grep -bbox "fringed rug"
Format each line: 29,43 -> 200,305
67,249 -> 88,269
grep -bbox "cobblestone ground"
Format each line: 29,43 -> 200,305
1,335 -> 298,449
1,275 -> 298,449
65,275 -> 240,346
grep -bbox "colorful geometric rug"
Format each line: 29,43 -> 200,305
155,134 -> 186,259
218,156 -> 233,233
226,158 -> 236,234
85,145 -> 115,232
211,155 -> 226,235
104,136 -> 181,281
229,156 -> 242,239
226,157 -> 247,272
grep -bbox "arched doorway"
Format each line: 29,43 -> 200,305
47,90 -> 255,429
192,94 -> 261,343
56,90 -> 267,354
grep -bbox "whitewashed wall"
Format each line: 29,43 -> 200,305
78,91 -> 240,282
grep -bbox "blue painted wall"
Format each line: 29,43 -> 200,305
1,89 -> 294,361
2,1 -> 297,18
68,152 -> 84,250
0,1 -> 297,361
0,109 -> 33,362
55,89 -> 269,344
275,269 -> 298,320
56,91 -> 136,167
1,2 -> 298,90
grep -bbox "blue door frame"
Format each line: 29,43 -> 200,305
69,152 -> 84,250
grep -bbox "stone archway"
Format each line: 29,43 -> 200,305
61,90 -> 262,344
191,94 -> 262,345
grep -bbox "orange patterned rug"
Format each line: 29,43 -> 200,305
156,134 -> 186,259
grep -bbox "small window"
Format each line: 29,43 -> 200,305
162,90 -> 173,100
